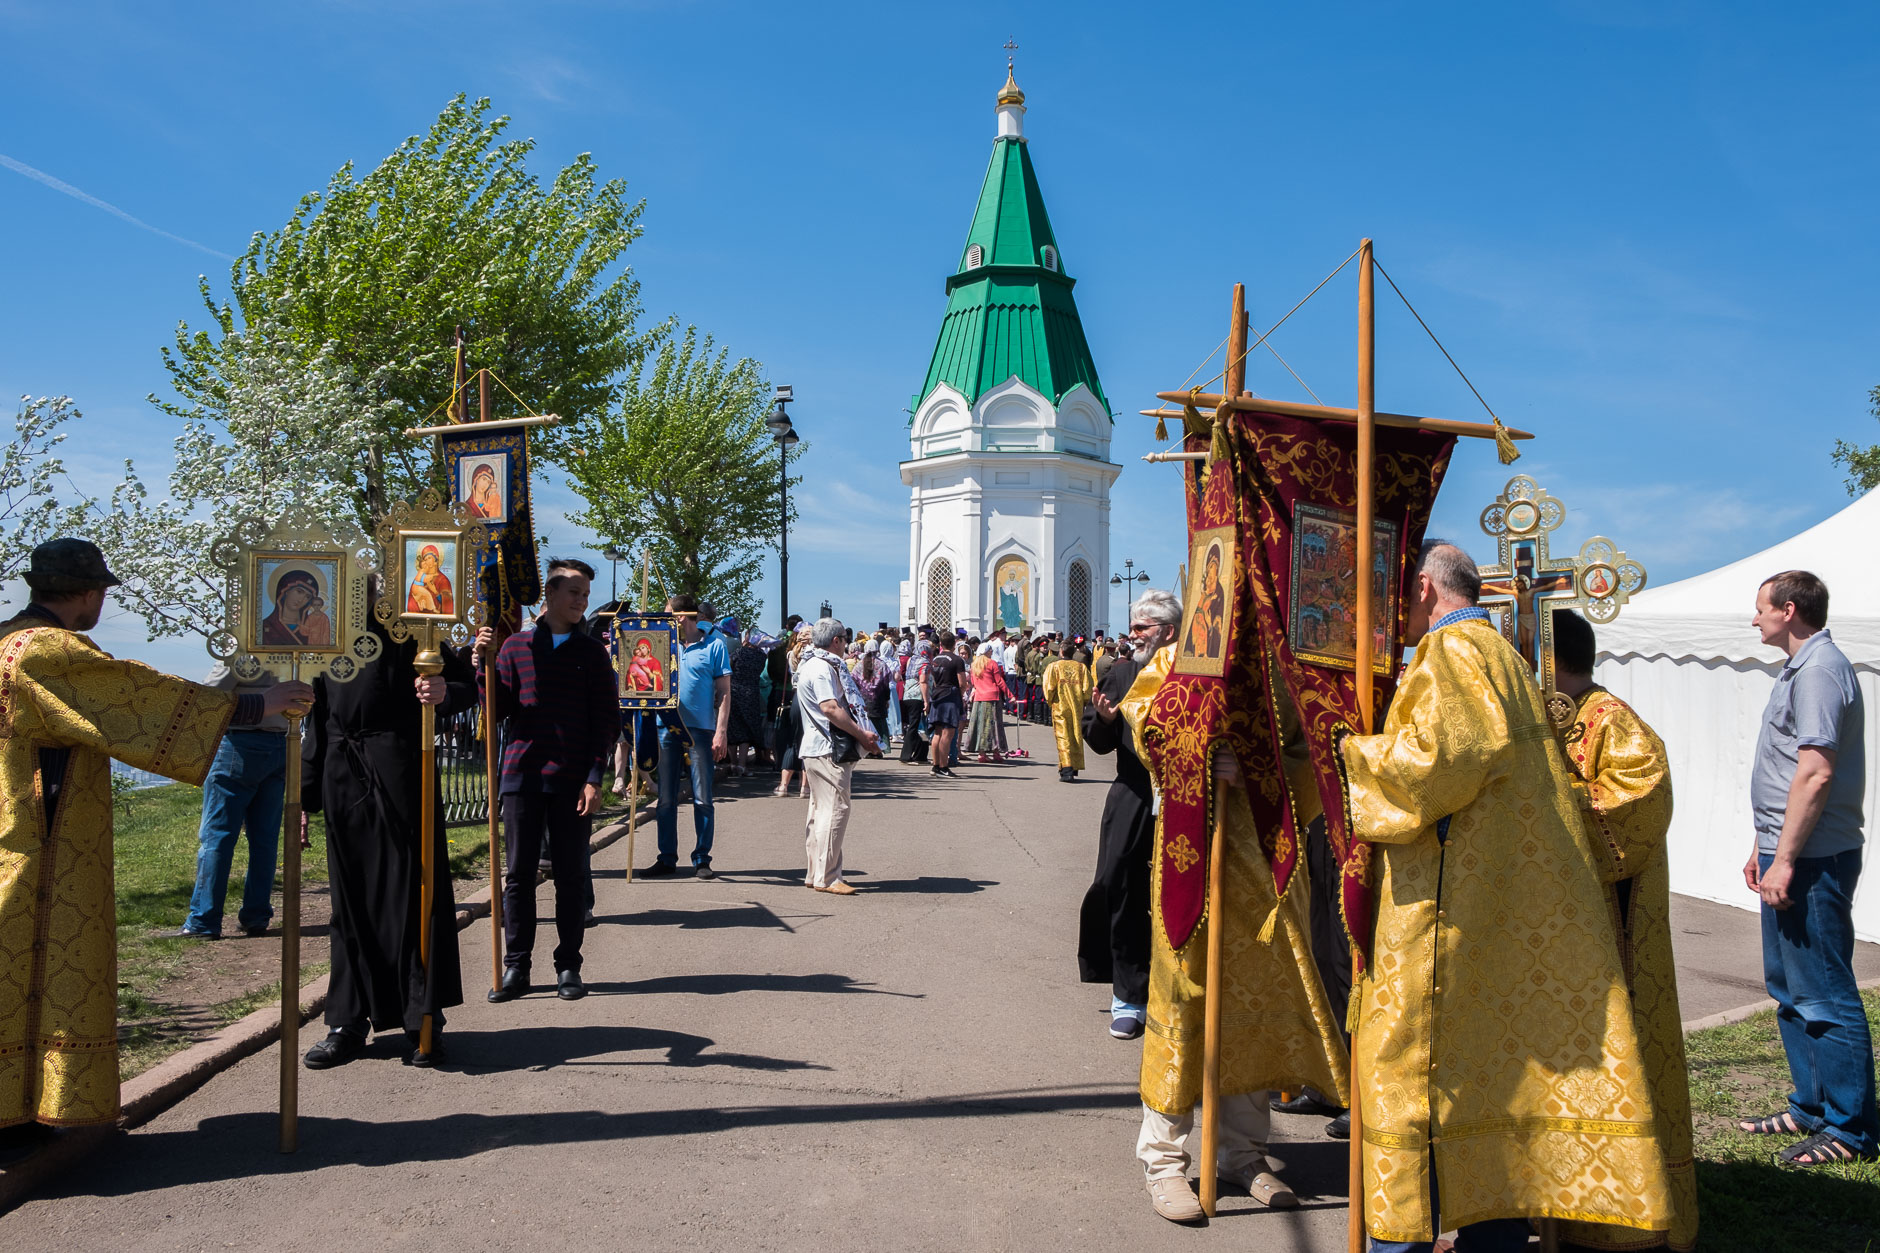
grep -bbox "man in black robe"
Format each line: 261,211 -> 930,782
1079,588 -> 1182,1041
300,618 -> 477,1068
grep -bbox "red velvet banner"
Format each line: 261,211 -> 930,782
1140,411 -> 1454,966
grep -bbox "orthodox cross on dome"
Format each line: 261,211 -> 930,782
1004,37 -> 1018,67
1476,473 -> 1647,728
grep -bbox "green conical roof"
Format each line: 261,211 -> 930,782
911,134 -> 1108,419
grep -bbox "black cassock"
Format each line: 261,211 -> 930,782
302,623 -> 475,1034
1077,654 -> 1153,1007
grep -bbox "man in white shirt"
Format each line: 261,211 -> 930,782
796,617 -> 878,895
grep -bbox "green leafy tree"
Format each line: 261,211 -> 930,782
561,327 -> 795,626
1830,384 -> 1880,495
163,94 -> 664,527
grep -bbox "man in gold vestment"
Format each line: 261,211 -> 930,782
1122,643 -> 1350,1224
1042,642 -> 1093,782
0,540 -> 310,1150
1551,610 -> 1696,1252
1340,543 -> 1671,1252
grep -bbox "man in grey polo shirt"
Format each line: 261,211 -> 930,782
1737,569 -> 1878,1165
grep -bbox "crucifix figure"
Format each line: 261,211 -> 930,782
1477,474 -> 1647,728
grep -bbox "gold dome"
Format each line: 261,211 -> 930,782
997,66 -> 1025,107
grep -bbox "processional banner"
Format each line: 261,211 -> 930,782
1140,411 -> 1454,968
438,427 -> 541,637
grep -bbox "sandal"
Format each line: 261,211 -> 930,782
1777,1131 -> 1878,1166
1738,1111 -> 1805,1136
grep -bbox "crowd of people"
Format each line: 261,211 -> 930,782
5,532 -> 1870,1253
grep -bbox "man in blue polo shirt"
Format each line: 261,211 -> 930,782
1737,569 -> 1877,1165
645,593 -> 732,879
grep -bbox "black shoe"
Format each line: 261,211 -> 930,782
694,864 -> 717,881
303,1029 -> 366,1070
557,969 -> 586,1001
174,927 -> 218,941
242,925 -> 269,938
1059,768 -> 1075,782
402,1027 -> 444,1068
1270,1089 -> 1343,1118
932,766 -> 957,778
0,1123 -> 56,1167
641,860 -> 677,878
1327,1111 -> 1351,1140
487,967 -> 530,1003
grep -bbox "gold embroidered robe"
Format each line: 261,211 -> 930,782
1042,659 -> 1093,771
0,618 -> 234,1127
1125,645 -> 1349,1116
1339,619 -> 1671,1242
1559,688 -> 1696,1252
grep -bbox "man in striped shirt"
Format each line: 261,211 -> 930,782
474,558 -> 620,1004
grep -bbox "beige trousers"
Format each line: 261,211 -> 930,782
803,755 -> 854,888
1136,1094 -> 1273,1182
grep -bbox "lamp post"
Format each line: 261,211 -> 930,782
765,385 -> 800,627
1110,560 -> 1151,626
602,546 -> 623,604
819,599 -> 833,621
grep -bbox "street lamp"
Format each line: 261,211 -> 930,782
819,599 -> 833,621
602,546 -> 624,604
1110,559 -> 1151,627
765,385 -> 800,627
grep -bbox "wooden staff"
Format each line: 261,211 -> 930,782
1198,281 -> 1249,1218
278,657 -> 303,1153
415,626 -> 443,1060
1348,238 -> 1376,1253
624,549 -> 651,883
479,367 -> 506,993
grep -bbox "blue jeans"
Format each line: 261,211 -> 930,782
182,730 -> 285,936
656,723 -> 716,867
885,694 -> 903,739
1760,849 -> 1879,1154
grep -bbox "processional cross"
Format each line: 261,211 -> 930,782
1476,474 -> 1646,729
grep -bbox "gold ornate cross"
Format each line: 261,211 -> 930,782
1004,37 -> 1018,68
1477,474 -> 1646,727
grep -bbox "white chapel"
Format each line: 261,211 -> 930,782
899,66 -> 1118,638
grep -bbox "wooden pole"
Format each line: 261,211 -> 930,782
624,549 -> 652,884
415,626 -> 444,1060
479,367 -> 506,993
278,658 -> 302,1154
1142,400 -> 1532,443
1348,239 -> 1376,1253
452,329 -> 468,423
1198,282 -> 1249,1217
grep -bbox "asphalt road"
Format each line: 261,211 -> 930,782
5,741 -> 1871,1252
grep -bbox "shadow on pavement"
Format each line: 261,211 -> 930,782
583,972 -> 923,999
53,1085 -> 1159,1199
849,875 -> 998,895
440,1023 -> 832,1076
593,904 -> 798,931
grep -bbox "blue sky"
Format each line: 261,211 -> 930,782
2,1 -> 1875,677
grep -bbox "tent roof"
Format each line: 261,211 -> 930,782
1598,489 -> 1880,666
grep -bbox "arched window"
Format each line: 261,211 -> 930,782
1066,560 -> 1091,638
1040,244 -> 1058,272
964,244 -> 984,270
928,558 -> 954,630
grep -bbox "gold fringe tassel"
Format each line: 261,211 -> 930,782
1493,417 -> 1520,465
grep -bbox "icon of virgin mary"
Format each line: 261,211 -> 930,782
261,568 -> 334,647
407,544 -> 454,616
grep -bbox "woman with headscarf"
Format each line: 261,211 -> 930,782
852,648 -> 892,758
727,625 -> 770,776
899,640 -> 930,764
967,641 -> 1011,763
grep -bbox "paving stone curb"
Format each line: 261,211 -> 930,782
1679,973 -> 1880,1035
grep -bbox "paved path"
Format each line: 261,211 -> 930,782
4,746 -> 1875,1251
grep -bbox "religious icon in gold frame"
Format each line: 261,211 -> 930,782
210,512 -> 381,685
611,613 -> 680,711
1286,501 -> 1400,676
1173,525 -> 1236,678
373,491 -> 489,647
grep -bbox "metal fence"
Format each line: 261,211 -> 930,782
436,706 -> 490,827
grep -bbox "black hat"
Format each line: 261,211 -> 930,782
23,538 -> 120,592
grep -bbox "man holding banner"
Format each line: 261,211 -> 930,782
1339,542 -> 1673,1251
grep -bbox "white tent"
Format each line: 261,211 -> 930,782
1594,489 -> 1880,940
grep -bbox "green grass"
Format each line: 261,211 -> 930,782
1685,990 -> 1880,1252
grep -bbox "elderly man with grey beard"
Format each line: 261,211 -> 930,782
796,617 -> 878,895
1081,589 -> 1183,1040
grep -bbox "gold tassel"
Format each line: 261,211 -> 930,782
1210,411 -> 1232,464
1493,417 -> 1519,465
1346,977 -> 1365,1036
1255,903 -> 1279,946
1154,413 -> 1168,443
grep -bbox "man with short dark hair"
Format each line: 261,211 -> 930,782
646,593 -> 732,878
923,634 -> 966,778
1737,570 -> 1877,1164
476,558 -> 619,1004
